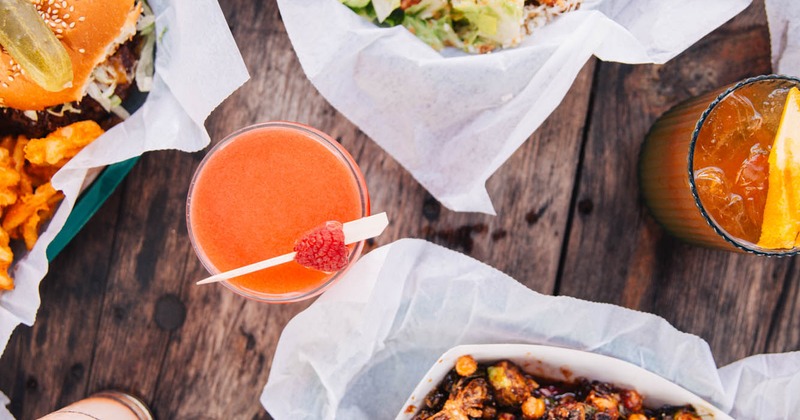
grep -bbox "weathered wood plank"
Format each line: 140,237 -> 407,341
148,1 -> 594,417
327,60 -> 596,293
558,0 -> 799,366
0,184 -> 126,418
2,1 -> 791,420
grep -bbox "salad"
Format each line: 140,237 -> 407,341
340,0 -> 582,53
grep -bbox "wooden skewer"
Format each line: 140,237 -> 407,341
195,213 -> 389,285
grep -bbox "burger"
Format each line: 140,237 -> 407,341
0,0 -> 154,138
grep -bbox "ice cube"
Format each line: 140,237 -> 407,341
695,166 -> 752,240
735,143 -> 770,194
717,192 -> 747,239
695,166 -> 729,205
728,92 -> 763,134
697,93 -> 762,160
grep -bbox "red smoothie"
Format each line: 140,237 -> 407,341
187,122 -> 368,301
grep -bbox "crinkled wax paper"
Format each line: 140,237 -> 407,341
0,392 -> 10,420
278,0 -> 752,213
766,0 -> 800,77
0,0 -> 249,358
262,239 -> 800,420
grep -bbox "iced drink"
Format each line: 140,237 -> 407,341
640,75 -> 800,254
187,122 -> 369,302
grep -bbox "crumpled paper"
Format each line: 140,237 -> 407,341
278,0 -> 751,214
766,0 -> 800,76
262,239 -> 800,419
0,0 -> 249,358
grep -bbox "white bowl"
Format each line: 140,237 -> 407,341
396,344 -> 733,420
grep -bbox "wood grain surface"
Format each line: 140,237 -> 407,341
1,0 -> 798,418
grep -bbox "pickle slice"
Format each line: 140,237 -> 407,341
0,0 -> 73,92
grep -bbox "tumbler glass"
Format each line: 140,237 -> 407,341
639,75 -> 800,255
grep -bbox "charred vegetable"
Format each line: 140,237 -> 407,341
412,356 -> 704,420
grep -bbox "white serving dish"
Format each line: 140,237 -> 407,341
396,344 -> 733,420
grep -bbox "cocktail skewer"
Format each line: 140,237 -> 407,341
196,212 -> 389,285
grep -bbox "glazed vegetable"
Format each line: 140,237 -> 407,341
0,0 -> 73,91
487,360 -> 537,407
412,356 -> 703,420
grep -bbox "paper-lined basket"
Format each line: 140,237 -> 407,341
0,0 -> 249,358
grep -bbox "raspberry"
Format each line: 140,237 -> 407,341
293,221 -> 349,272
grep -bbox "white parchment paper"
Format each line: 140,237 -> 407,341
0,392 -> 11,420
0,0 -> 249,359
278,0 -> 752,214
766,0 -> 800,77
262,239 -> 800,419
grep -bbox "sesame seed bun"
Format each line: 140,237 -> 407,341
0,0 -> 142,111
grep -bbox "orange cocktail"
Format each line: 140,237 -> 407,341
187,122 -> 370,302
640,75 -> 800,254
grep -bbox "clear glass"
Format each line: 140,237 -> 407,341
186,122 -> 370,302
39,391 -> 153,420
640,74 -> 800,255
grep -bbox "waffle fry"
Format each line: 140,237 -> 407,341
0,121 -> 103,289
0,226 -> 13,291
25,121 -> 105,168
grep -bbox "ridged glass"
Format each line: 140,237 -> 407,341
186,122 -> 371,302
639,75 -> 800,255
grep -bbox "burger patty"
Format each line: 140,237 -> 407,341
0,39 -> 140,139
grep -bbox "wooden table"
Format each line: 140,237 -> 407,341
2,0 -> 798,418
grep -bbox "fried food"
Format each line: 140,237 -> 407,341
3,182 -> 64,250
0,146 -> 21,207
427,377 -> 492,420
0,121 -> 103,289
487,360 -> 538,407
0,226 -> 14,290
413,358 -> 702,420
25,120 -> 104,167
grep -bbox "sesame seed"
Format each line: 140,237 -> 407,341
7,76 -> 12,82
63,13 -> 69,18
69,22 -> 75,28
1,83 -> 8,89
78,16 -> 85,21
78,48 -> 85,53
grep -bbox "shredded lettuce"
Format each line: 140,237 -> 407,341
22,111 -> 38,121
135,0 -> 156,93
342,0 -> 371,7
404,0 -> 449,19
86,0 -> 155,119
372,0 -> 401,22
452,0 -> 523,50
45,102 -> 83,117
341,0 -> 547,53
402,14 -> 461,51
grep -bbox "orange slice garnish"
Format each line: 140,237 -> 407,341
758,86 -> 800,249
